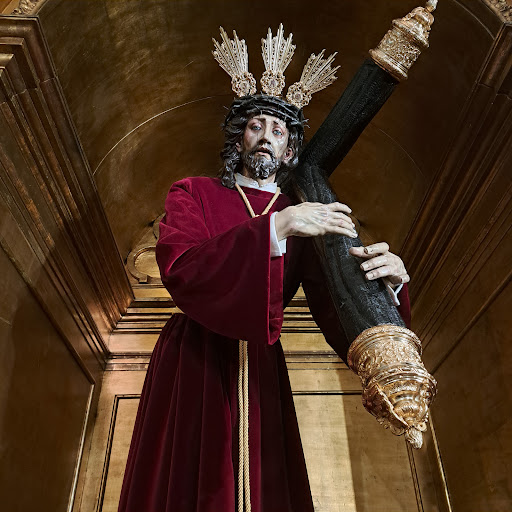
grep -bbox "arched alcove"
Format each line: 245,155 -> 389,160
32,0 -> 498,258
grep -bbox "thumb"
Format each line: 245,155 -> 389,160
349,246 -> 365,256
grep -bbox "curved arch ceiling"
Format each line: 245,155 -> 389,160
37,0 -> 498,258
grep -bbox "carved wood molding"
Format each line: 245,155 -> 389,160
485,0 -> 512,23
110,295 -> 322,349
8,0 -> 511,21
402,24 -> 511,355
11,0 -> 46,15
403,24 -> 511,277
0,17 -> 133,368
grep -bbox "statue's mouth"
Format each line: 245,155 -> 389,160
253,147 -> 274,159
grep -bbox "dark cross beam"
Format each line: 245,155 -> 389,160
294,59 -> 405,353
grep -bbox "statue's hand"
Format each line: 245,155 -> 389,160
349,242 -> 410,286
275,202 -> 358,239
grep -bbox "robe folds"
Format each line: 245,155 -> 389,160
118,177 -> 410,512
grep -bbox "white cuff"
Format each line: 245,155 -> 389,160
384,281 -> 403,306
270,212 -> 287,257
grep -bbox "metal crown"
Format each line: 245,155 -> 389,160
212,24 -> 339,109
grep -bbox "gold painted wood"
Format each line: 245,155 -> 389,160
401,20 -> 512,511
34,0 -> 501,261
0,17 -> 133,356
0,246 -> 95,512
0,0 -> 18,14
295,394 -> 418,512
101,398 -> 140,511
78,371 -> 146,512
79,352 -> 427,512
0,15 -> 133,511
1,2 -> 509,510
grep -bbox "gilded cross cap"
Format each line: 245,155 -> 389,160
369,0 -> 438,81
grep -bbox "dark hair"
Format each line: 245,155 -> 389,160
219,95 -> 305,190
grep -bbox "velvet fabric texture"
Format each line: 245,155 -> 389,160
118,177 -> 411,512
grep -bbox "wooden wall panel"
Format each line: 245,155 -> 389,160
0,246 -> 93,512
0,15 -> 133,510
404,18 -> 512,512
403,23 -> 512,296
431,282 -> 511,511
296,394 -> 418,512
79,358 -> 424,512
0,16 -> 132,348
77,372 -> 143,512
0,0 -> 17,14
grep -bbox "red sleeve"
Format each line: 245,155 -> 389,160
156,180 -> 284,345
396,284 -> 411,329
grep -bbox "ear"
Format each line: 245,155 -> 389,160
236,141 -> 242,153
284,146 -> 294,162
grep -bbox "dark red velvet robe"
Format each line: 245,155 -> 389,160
118,177 -> 410,512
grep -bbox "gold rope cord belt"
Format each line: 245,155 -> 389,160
234,183 -> 280,511
171,185 -> 280,509
238,339 -> 251,512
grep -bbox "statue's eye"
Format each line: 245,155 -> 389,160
273,129 -> 283,136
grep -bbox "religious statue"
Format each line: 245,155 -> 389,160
119,3 -> 438,511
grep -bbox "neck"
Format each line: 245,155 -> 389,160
241,167 -> 276,187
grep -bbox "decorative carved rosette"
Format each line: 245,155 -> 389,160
369,1 -> 437,81
260,70 -> 286,97
286,82 -> 313,109
348,324 -> 437,449
232,72 -> 257,97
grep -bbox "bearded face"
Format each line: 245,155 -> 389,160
241,143 -> 281,180
236,114 -> 293,181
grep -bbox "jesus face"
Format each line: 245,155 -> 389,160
236,114 -> 294,182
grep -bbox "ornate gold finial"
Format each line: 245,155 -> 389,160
260,24 -> 296,97
347,324 -> 437,449
212,28 -> 257,97
369,1 -> 438,81
286,51 -> 340,109
426,0 -> 438,12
